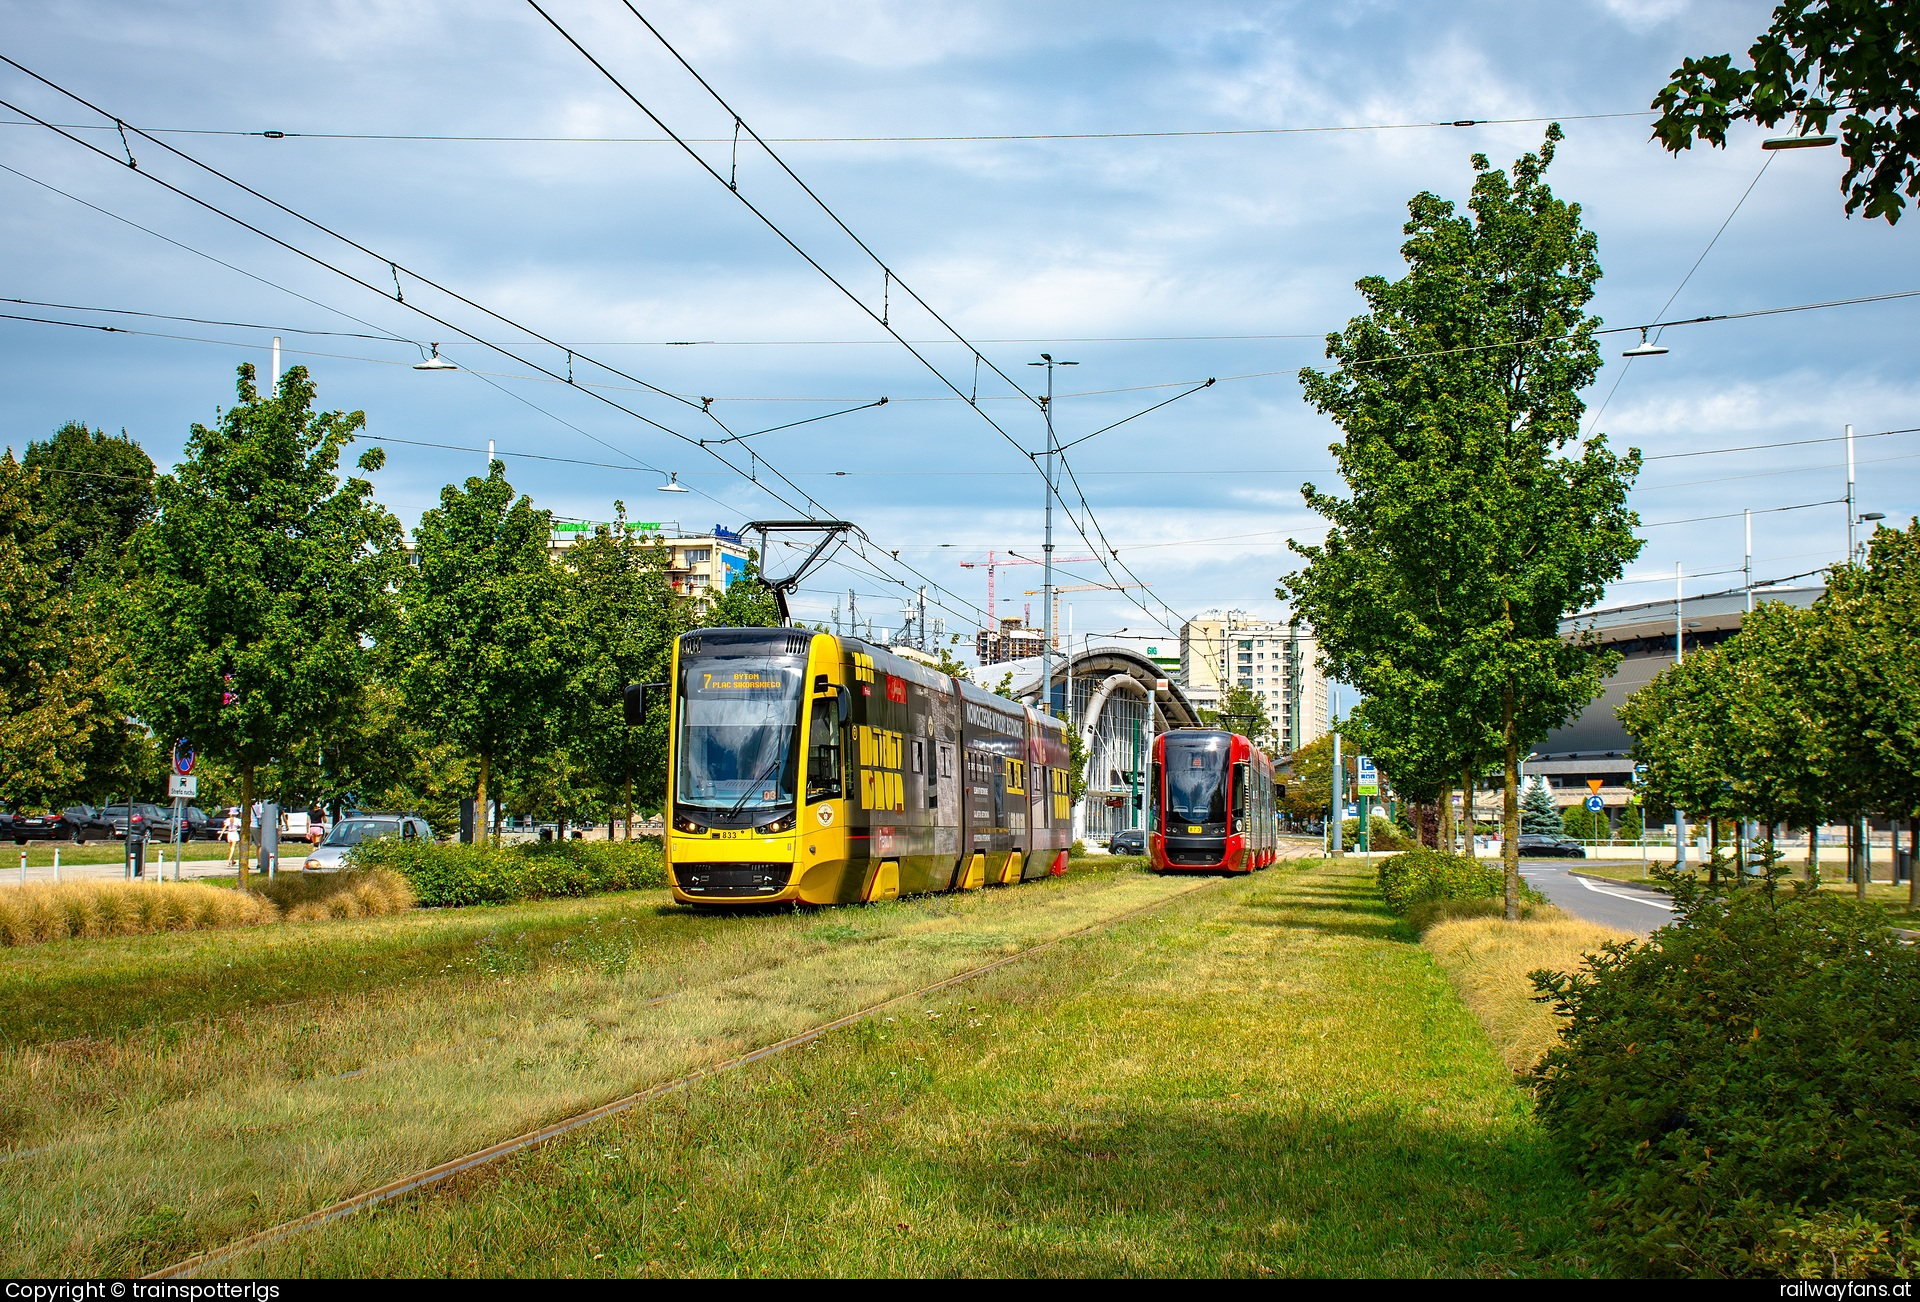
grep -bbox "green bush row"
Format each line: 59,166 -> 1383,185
1339,814 -> 1413,851
351,837 -> 667,908
1375,846 -> 1541,914
1531,883 -> 1920,1278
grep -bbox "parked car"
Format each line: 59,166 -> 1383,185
1514,833 -> 1586,859
301,813 -> 432,872
101,803 -> 170,841
0,807 -> 16,841
1107,828 -> 1147,856
64,805 -> 117,842
10,808 -> 97,843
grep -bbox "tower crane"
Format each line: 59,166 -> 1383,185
958,549 -> 1094,624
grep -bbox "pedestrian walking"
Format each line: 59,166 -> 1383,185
222,807 -> 241,865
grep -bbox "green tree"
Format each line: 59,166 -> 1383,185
130,365 -> 401,883
24,421 -> 155,589
1806,519 -> 1920,892
560,508 -> 682,833
1285,128 -> 1642,919
1522,778 -> 1562,835
24,422 -> 159,803
0,453 -> 116,808
1617,802 -> 1645,842
1280,732 -> 1335,824
1203,684 -> 1274,749
700,553 -> 782,628
394,463 -> 564,842
1650,1 -> 1920,223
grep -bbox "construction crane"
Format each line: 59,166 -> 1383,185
1023,582 -> 1151,648
959,549 -> 1095,623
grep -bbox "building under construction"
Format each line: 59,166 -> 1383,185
976,615 -> 1047,666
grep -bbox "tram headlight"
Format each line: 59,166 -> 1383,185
759,814 -> 795,835
673,813 -> 705,834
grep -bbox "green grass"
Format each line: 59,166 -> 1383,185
0,856 -> 1195,1276
219,857 -> 1593,1278
1571,859 -> 1917,913
1,842 -> 236,868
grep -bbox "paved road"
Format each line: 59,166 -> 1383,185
1518,859 -> 1674,936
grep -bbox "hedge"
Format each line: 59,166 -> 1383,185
1376,846 -> 1543,914
1531,884 -> 1920,1277
350,837 -> 667,907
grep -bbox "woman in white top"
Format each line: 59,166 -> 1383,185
222,808 -> 241,865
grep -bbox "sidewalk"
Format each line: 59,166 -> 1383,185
0,853 -> 278,887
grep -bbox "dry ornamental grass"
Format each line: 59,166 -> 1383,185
0,870 -> 417,947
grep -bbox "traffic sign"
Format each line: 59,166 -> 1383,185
168,773 -> 199,798
172,738 -> 196,776
1586,778 -> 1604,794
1356,755 -> 1379,796
1584,794 -> 1605,812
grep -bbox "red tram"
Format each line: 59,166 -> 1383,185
1147,729 -> 1278,873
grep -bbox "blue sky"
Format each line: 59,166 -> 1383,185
3,0 -> 1915,660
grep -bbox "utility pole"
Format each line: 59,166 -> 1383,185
917,585 -> 928,651
1744,508 -> 1753,613
1846,423 -> 1856,560
271,336 -> 281,388
1674,561 -> 1688,867
1330,688 -> 1344,857
848,590 -> 858,642
1028,353 -> 1077,715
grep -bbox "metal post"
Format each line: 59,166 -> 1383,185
1846,423 -> 1856,559
1330,690 -> 1344,857
1030,353 -> 1077,718
172,796 -> 184,883
1744,508 -> 1753,613
271,335 -> 281,387
1673,563 -> 1688,867
1131,716 -> 1143,831
52,847 -> 60,883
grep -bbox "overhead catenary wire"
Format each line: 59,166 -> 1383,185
541,2 -> 1203,635
0,109 -> 1654,145
0,61 -> 989,627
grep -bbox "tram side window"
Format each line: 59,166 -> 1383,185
940,744 -> 954,778
911,738 -> 924,774
806,702 -> 843,801
1232,762 -> 1249,829
1148,761 -> 1162,830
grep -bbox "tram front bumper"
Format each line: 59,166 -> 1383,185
668,831 -> 802,903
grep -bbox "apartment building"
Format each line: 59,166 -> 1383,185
547,521 -> 749,597
1180,614 -> 1327,754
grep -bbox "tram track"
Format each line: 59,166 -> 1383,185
150,874 -> 1224,1279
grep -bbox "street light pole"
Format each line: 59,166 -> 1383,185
1674,562 -> 1688,867
1846,423 -> 1856,559
1029,353 -> 1077,717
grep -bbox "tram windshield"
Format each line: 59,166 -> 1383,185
676,655 -> 806,817
1163,733 -> 1230,826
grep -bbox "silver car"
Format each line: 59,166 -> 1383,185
301,814 -> 431,872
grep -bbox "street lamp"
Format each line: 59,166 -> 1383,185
1026,353 -> 1078,719
413,344 -> 458,371
1762,135 -> 1836,150
657,473 -> 690,493
1621,327 -> 1668,358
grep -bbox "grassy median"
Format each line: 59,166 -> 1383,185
220,857 -> 1595,1278
0,857 -> 1191,1276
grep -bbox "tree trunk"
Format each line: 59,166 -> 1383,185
1858,816 -> 1869,901
1502,688 -> 1520,922
624,774 -> 634,841
476,751 -> 491,847
1438,784 -> 1455,855
1808,824 -> 1819,884
238,763 -> 254,891
1708,818 -> 1720,888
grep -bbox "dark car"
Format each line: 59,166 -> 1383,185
64,805 -> 116,842
102,803 -> 170,841
9,807 -> 103,844
1107,828 -> 1147,856
1515,833 -> 1586,859
182,806 -> 228,841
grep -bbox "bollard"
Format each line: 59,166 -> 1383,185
17,850 -> 23,884
53,847 -> 60,883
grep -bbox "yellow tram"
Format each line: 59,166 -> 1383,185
653,627 -> 1074,906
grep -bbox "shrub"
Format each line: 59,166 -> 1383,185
1339,814 -> 1410,851
1376,846 -> 1543,915
1530,883 -> 1920,1277
0,881 -> 277,946
351,837 -> 666,908
1070,839 -> 1086,857
260,867 -> 416,923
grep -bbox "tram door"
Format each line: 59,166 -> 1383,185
964,747 -> 996,865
